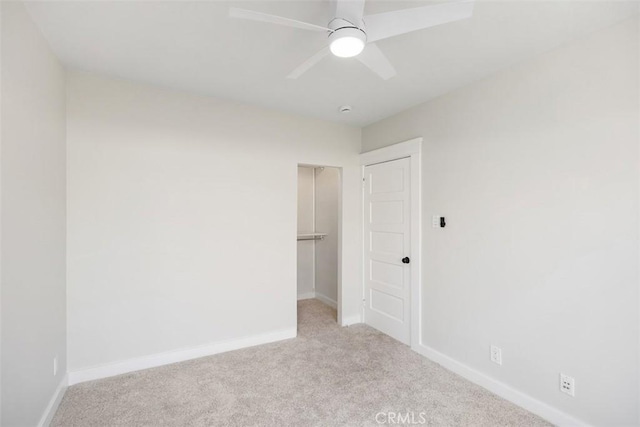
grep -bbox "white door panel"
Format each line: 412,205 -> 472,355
364,157 -> 411,344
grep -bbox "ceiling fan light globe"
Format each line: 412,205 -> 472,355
330,36 -> 365,58
328,27 -> 366,58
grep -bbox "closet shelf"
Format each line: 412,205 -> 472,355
297,233 -> 327,241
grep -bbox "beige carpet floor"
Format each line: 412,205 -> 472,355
52,299 -> 550,426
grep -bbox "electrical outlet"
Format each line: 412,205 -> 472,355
432,215 -> 439,228
560,373 -> 575,397
490,345 -> 502,365
53,357 -> 58,376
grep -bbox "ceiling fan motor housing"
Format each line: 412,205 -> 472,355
328,17 -> 366,36
328,19 -> 367,57
329,26 -> 366,42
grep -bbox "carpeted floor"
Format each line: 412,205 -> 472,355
52,299 -> 550,426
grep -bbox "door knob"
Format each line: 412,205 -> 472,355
402,257 -> 410,264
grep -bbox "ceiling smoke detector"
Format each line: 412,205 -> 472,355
339,105 -> 352,113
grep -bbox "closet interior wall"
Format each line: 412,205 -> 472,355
297,166 -> 339,309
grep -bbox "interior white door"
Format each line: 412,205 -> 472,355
363,157 -> 411,345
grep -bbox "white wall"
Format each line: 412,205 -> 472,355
362,18 -> 639,426
314,167 -> 340,305
1,2 -> 67,425
297,166 -> 315,298
67,71 -> 361,374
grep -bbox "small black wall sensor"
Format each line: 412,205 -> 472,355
440,217 -> 446,228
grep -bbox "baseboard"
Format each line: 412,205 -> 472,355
68,327 -> 297,386
37,374 -> 68,427
413,344 -> 590,427
314,292 -> 337,309
297,292 -> 316,300
341,314 -> 362,326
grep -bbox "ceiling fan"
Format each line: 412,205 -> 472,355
229,0 -> 474,80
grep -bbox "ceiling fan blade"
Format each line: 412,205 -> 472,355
364,0 -> 474,43
287,47 -> 331,79
356,43 -> 396,80
229,8 -> 330,33
333,0 -> 366,25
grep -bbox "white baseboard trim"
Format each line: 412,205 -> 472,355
38,374 -> 68,427
297,292 -> 316,300
68,327 -> 297,386
314,292 -> 337,309
413,344 -> 590,427
341,314 -> 362,326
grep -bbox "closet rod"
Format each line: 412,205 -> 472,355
297,233 -> 327,241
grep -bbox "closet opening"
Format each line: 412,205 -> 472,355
296,164 -> 341,328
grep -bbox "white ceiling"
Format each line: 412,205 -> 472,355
26,0 -> 639,126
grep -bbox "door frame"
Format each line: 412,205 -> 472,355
360,137 -> 422,349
